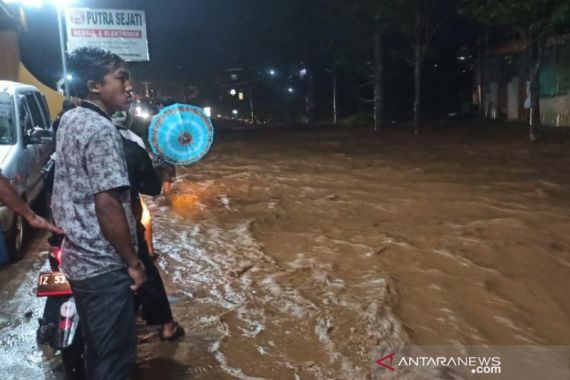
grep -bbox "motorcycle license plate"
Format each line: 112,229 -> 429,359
37,272 -> 72,297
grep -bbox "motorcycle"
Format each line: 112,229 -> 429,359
36,234 -> 85,380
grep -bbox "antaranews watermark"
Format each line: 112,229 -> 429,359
371,345 -> 569,379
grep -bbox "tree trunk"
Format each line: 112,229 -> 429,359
305,68 -> 315,125
413,39 -> 422,133
528,40 -> 544,141
332,65 -> 338,125
476,37 -> 486,118
249,86 -> 255,124
373,30 -> 384,132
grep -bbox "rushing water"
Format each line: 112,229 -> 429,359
1,124 -> 569,379
139,125 -> 570,379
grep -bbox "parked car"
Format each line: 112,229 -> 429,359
0,81 -> 55,260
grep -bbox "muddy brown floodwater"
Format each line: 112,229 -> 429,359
1,123 -> 569,380
139,123 -> 570,379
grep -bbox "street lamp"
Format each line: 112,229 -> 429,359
268,69 -> 276,76
55,1 -> 75,97
287,87 -> 294,93
5,0 -> 76,96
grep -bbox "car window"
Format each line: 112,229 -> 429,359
25,93 -> 48,129
19,97 -> 34,138
0,93 -> 16,144
39,94 -> 51,127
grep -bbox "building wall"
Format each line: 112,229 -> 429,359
541,94 -> 570,127
507,78 -> 519,121
0,30 -> 19,81
1,15 -> 63,121
538,44 -> 570,127
483,38 -> 570,127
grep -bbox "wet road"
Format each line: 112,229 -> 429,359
1,122 -> 570,379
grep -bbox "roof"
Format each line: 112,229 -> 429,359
0,80 -> 38,94
487,33 -> 570,56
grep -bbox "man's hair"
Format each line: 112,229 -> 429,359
67,47 -> 126,98
62,99 -> 75,112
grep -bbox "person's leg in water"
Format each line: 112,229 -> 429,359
140,198 -> 155,258
137,237 -> 184,340
161,163 -> 176,196
162,181 -> 173,196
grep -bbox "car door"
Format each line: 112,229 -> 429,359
18,93 -> 43,201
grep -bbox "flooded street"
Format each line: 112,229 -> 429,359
2,123 -> 570,379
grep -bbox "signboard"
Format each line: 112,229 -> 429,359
65,8 -> 149,62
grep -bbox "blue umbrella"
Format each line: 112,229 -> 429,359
148,104 -> 214,165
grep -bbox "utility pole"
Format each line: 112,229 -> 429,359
56,5 -> 69,97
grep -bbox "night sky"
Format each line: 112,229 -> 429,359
21,0 -> 236,87
18,0 -> 477,120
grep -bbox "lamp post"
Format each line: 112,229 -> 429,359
56,4 -> 68,96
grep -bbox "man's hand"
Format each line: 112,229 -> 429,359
0,175 -> 63,235
94,190 -> 145,290
127,261 -> 147,291
26,213 -> 64,235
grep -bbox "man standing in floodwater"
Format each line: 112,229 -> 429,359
52,47 -> 146,379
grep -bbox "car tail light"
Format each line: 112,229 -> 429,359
59,318 -> 73,330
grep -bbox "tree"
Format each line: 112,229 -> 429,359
330,0 -> 394,131
464,0 -> 570,141
219,0 -> 454,129
383,0 -> 453,132
373,28 -> 384,131
325,0 -> 447,131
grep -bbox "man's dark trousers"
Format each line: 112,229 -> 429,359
137,239 -> 173,326
70,268 -> 136,380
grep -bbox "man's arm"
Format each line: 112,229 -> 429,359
94,189 -> 146,291
0,175 -> 63,234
